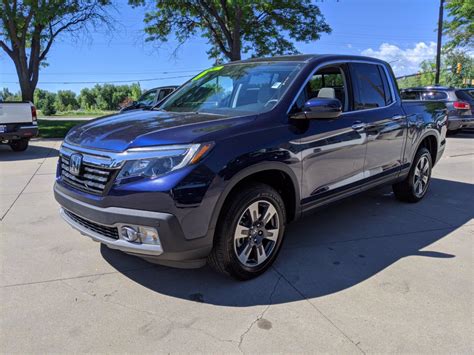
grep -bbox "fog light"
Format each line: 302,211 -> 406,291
138,226 -> 160,246
121,226 -> 139,242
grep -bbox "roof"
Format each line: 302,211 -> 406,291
401,86 -> 455,91
235,54 -> 389,65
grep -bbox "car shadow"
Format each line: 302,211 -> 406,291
0,140 -> 59,161
101,177 -> 473,307
448,130 -> 474,139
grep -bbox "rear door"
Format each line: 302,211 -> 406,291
348,62 -> 407,179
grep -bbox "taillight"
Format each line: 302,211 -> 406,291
453,101 -> 470,110
31,105 -> 37,122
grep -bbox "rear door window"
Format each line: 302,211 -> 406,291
350,63 -> 388,110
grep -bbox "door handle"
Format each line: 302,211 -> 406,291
391,115 -> 405,121
351,122 -> 366,130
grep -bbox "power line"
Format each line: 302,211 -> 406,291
1,74 -> 194,85
0,68 -> 206,76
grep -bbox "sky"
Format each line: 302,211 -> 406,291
0,0 -> 442,94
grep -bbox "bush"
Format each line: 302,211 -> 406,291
42,93 -> 57,116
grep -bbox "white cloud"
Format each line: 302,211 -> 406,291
361,42 -> 437,76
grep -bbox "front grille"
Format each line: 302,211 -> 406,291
60,155 -> 116,195
64,209 -> 119,240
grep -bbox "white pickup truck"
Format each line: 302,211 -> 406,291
0,100 -> 38,151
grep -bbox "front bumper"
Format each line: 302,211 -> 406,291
60,207 -> 164,256
0,123 -> 38,141
54,184 -> 212,268
447,116 -> 474,131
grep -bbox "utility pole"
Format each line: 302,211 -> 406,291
435,0 -> 444,85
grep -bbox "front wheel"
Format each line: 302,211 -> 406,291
208,183 -> 286,280
393,147 -> 432,203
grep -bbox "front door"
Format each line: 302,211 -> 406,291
290,64 -> 368,205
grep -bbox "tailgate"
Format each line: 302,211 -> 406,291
0,102 -> 32,124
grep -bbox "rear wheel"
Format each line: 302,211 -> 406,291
393,147 -> 432,203
208,183 -> 286,280
9,138 -> 29,152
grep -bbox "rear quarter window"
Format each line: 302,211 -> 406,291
421,91 -> 447,101
400,91 -> 420,100
455,90 -> 474,103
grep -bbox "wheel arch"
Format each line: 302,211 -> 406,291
207,162 -> 301,240
412,132 -> 439,166
412,132 -> 439,167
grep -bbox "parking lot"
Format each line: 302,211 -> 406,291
0,135 -> 472,353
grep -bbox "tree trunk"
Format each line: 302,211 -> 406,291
229,5 -> 242,61
10,48 -> 38,102
16,63 -> 35,102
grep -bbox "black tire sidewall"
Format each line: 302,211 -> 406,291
10,139 -> 29,152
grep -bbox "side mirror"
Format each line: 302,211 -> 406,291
290,97 -> 342,120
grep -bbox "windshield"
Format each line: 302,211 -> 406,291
160,62 -> 303,116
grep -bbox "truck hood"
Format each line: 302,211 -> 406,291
65,110 -> 255,152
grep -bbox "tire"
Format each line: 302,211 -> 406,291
393,147 -> 432,203
9,138 -> 29,152
208,183 -> 286,280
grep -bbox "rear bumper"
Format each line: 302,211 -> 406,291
54,183 -> 213,268
0,123 -> 38,140
447,116 -> 474,131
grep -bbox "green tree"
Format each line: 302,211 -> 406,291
397,50 -> 473,89
443,0 -> 474,50
0,87 -> 21,101
130,0 -> 331,61
78,87 -> 97,110
130,83 -> 142,100
33,88 -> 47,108
0,0 -> 111,102
55,90 -> 79,112
442,50 -> 473,87
42,92 -> 57,116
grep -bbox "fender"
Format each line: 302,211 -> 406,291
408,130 -> 440,167
205,161 -> 302,241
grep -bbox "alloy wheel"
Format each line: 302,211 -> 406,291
413,155 -> 430,198
233,200 -> 280,267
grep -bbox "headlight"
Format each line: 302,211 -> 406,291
116,143 -> 213,182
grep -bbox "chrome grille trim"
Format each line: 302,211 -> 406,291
59,150 -> 117,195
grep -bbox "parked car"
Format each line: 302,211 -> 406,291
120,86 -> 178,112
400,86 -> 473,134
55,55 -> 447,280
0,98 -> 38,151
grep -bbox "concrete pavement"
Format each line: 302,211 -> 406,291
0,135 -> 473,353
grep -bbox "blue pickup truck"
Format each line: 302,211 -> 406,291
55,55 -> 447,280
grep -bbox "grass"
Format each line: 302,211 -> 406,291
38,110 -> 116,118
37,119 -> 88,139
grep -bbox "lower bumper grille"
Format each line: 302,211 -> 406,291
63,209 -> 119,240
